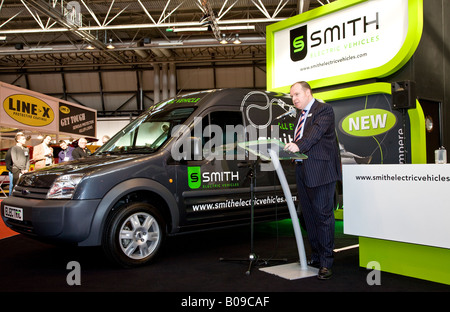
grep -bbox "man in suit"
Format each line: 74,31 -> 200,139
284,81 -> 341,280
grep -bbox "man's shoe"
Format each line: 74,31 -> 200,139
317,267 -> 332,280
307,260 -> 320,268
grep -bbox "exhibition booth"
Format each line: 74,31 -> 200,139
0,81 -> 97,150
0,82 -> 97,197
266,0 -> 450,284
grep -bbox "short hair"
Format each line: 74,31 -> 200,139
15,132 -> 25,142
290,81 -> 312,92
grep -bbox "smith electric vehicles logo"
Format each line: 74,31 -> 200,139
290,25 -> 308,61
290,12 -> 379,62
188,167 -> 239,189
188,167 -> 202,189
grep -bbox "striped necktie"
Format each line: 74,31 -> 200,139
294,110 -> 307,142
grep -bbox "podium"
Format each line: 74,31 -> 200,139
238,139 -> 319,279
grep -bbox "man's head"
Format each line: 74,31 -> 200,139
43,135 -> 52,145
59,140 -> 68,150
290,81 -> 313,110
15,132 -> 26,145
101,135 -> 110,144
78,138 -> 87,148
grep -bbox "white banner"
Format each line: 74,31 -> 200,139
343,164 -> 450,249
272,0 -> 409,88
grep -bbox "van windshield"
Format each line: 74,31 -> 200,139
95,107 -> 195,155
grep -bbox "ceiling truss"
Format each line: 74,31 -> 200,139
0,0 -> 333,72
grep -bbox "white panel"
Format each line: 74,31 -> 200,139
343,164 -> 450,249
65,72 -> 100,93
97,117 -> 134,140
272,0 -> 409,89
216,67 -> 254,88
177,68 -> 214,90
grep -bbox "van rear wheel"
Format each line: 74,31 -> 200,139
103,202 -> 165,268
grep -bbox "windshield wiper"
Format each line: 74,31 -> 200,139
122,146 -> 156,154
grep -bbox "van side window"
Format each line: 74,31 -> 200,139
201,111 -> 244,159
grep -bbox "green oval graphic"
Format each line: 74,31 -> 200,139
339,109 -> 397,137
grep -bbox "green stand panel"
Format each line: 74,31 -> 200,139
359,237 -> 450,285
334,209 -> 343,220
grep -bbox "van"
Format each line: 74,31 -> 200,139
1,88 -> 304,268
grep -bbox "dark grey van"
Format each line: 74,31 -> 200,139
1,89 -> 300,267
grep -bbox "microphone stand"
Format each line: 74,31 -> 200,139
220,156 -> 287,275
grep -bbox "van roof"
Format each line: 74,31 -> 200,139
153,88 -> 292,111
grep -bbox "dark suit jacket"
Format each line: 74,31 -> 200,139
294,100 -> 341,188
72,147 -> 91,160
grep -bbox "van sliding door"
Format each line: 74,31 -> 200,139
178,109 -> 256,230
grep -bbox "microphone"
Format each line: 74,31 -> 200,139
275,107 -> 296,120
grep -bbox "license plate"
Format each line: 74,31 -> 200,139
3,205 -> 23,221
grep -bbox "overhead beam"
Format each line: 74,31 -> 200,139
25,0 -> 128,64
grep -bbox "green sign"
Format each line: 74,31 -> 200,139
267,0 -> 423,92
188,166 -> 201,189
340,108 -> 396,137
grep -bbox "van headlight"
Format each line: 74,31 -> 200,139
47,174 -> 84,199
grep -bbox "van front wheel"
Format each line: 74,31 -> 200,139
103,202 -> 165,268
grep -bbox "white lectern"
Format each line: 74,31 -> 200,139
239,139 -> 318,279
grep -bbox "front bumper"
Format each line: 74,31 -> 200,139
1,196 -> 101,244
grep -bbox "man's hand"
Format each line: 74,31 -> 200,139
284,142 -> 300,153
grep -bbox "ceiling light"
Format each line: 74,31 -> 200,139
158,42 -> 183,46
233,34 -> 241,44
86,43 -> 95,50
29,47 -> 53,51
172,27 -> 208,32
106,38 -> 114,49
220,34 -> 228,44
172,25 -> 255,33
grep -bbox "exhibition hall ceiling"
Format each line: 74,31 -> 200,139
0,0 -> 333,72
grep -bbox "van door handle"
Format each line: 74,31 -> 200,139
238,161 -> 251,168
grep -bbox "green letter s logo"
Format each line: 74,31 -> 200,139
290,25 -> 307,62
293,35 -> 304,53
188,166 -> 201,189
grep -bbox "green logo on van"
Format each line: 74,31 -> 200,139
339,108 -> 396,137
188,166 -> 201,189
